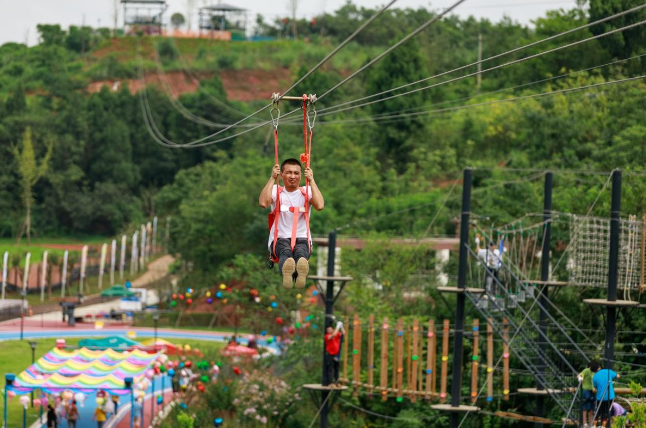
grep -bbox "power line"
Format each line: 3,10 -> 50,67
316,5 -> 646,116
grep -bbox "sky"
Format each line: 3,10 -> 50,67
0,0 -> 580,46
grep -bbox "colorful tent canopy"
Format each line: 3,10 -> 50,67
78,336 -> 141,349
11,347 -> 160,395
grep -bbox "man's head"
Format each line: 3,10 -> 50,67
489,241 -> 495,249
589,361 -> 601,372
326,326 -> 333,334
281,158 -> 302,191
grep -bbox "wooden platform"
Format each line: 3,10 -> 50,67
582,299 -> 640,307
517,387 -> 562,395
302,384 -> 348,391
430,404 -> 480,413
495,411 -> 553,424
437,286 -> 485,294
308,275 -> 354,283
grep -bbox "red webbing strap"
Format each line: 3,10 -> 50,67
290,207 -> 299,251
271,129 -> 281,259
302,96 -> 312,253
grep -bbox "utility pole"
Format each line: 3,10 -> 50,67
114,0 -> 118,37
535,172 -> 553,428
476,34 -> 482,93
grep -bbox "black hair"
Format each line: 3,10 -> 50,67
589,361 -> 601,372
281,158 -> 302,171
489,241 -> 495,246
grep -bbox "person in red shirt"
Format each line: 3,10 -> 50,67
325,321 -> 345,387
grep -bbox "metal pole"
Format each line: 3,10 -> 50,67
450,168 -> 472,428
150,375 -> 155,426
604,170 -> 622,369
130,387 -> 134,428
320,230 -> 337,428
20,291 -> 25,341
4,377 -> 8,428
535,172 -> 553,427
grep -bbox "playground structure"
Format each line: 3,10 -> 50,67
336,315 -> 511,405
306,169 -> 645,428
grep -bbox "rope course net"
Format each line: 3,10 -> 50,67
568,214 -> 645,290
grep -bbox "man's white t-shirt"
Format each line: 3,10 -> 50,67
477,248 -> 503,269
268,184 -> 313,249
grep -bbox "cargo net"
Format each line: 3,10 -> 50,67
568,214 -> 644,290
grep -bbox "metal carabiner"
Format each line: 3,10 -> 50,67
270,93 -> 281,130
307,94 -> 317,130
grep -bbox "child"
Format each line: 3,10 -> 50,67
611,401 -> 627,417
93,404 -> 107,428
46,404 -> 58,428
579,361 -> 599,428
66,400 -> 79,428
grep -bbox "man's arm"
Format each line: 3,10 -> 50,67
259,164 -> 281,208
305,167 -> 324,211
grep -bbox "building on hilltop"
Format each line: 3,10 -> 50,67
122,0 -> 168,36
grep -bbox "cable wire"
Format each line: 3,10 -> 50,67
317,0 -> 469,101
317,3 -> 646,115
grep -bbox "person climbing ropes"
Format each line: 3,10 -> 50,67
475,235 -> 505,294
259,158 -> 324,288
592,363 -> 620,426
324,321 -> 345,387
578,360 -> 599,428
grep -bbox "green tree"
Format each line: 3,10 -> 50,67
13,127 -> 53,244
36,24 -> 66,46
170,13 -> 186,30
589,0 -> 646,58
365,38 -> 428,171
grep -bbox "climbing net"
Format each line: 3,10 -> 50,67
568,214 -> 645,290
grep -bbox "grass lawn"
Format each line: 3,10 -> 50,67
0,336 -> 225,428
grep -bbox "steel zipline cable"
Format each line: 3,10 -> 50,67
315,3 -> 646,115
311,52 -> 646,126
138,0 -> 400,148
314,74 -> 646,126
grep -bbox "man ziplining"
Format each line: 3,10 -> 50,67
259,158 -> 324,288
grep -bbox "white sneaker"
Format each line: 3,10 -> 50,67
282,258 -> 295,289
295,258 -> 309,289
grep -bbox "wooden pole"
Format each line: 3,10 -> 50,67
641,214 -> 645,292
406,322 -> 412,398
503,318 -> 510,401
487,319 -> 494,401
440,319 -> 450,404
411,319 -> 419,403
426,319 -> 436,400
380,317 -> 389,402
352,314 -> 361,396
368,315 -> 375,394
396,319 -> 404,400
343,316 -> 349,382
470,319 -> 480,404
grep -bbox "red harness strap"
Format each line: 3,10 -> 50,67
268,95 -> 313,262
